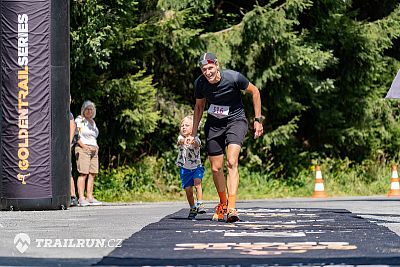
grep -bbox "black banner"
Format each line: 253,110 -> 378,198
1,0 -> 51,198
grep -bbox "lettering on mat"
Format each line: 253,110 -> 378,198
174,242 -> 357,255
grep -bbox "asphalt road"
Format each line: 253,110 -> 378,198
0,196 -> 400,266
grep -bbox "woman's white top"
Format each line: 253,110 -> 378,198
75,115 -> 99,147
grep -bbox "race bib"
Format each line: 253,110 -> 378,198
208,104 -> 230,119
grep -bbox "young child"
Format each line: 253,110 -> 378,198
176,115 -> 205,219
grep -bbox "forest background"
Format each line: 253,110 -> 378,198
69,0 -> 400,202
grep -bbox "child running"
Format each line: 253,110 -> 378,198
176,115 -> 206,219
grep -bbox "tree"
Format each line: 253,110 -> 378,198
70,0 -> 159,166
70,0 -> 400,182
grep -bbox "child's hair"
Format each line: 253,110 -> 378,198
180,115 -> 193,125
180,115 -> 201,135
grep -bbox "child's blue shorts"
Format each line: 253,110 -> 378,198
179,166 -> 205,189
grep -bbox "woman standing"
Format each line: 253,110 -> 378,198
75,100 -> 102,206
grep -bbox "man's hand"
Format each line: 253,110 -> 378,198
244,82 -> 263,139
254,121 -> 263,139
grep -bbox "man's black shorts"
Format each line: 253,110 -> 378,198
204,118 -> 248,156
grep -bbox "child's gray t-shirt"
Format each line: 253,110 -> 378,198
176,135 -> 202,169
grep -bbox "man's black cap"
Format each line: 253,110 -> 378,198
198,52 -> 218,66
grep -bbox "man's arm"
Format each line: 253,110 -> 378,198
192,136 -> 201,148
191,98 -> 206,137
244,82 -> 263,138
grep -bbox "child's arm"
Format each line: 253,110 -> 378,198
177,135 -> 185,145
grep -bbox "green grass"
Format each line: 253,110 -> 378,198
94,159 -> 394,202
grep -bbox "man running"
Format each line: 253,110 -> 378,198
187,52 -> 263,223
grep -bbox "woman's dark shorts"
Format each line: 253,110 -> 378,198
204,117 -> 248,156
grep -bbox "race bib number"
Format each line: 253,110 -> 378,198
208,104 -> 230,119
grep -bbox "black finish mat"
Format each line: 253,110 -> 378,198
97,207 -> 400,266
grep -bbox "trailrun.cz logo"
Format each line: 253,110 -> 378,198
14,233 -> 122,253
14,233 -> 30,254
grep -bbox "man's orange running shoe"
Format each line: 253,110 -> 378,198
226,208 -> 240,223
211,203 -> 227,222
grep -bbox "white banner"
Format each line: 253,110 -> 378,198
385,69 -> 400,99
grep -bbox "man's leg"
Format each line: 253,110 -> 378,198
209,154 -> 226,204
226,144 -> 241,209
225,144 -> 241,222
209,154 -> 228,221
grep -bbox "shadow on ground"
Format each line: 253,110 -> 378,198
0,257 -> 100,266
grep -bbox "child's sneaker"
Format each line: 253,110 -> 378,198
196,202 -> 206,214
211,203 -> 227,222
188,207 -> 198,220
226,208 -> 240,223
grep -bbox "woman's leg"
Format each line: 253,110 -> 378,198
86,173 -> 96,200
77,174 -> 87,200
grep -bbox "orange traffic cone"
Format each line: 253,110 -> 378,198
313,165 -> 327,198
388,165 -> 400,197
